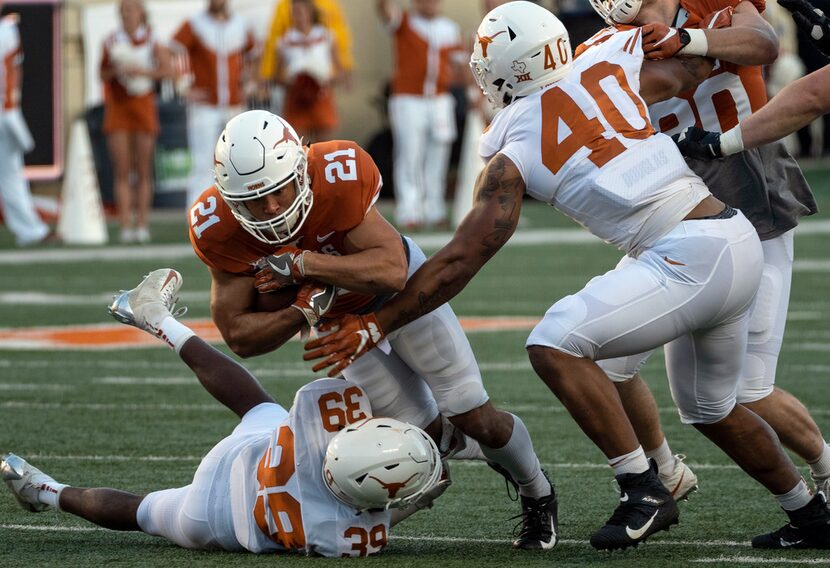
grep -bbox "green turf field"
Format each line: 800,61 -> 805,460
1,166 -> 830,567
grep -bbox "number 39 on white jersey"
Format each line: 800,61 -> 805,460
230,379 -> 391,557
480,28 -> 707,256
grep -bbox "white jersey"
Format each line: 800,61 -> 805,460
480,28 -> 709,255
230,379 -> 391,557
279,25 -> 334,84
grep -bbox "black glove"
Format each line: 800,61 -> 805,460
779,0 -> 830,56
672,126 -> 724,160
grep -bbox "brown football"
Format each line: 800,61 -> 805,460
254,286 -> 299,312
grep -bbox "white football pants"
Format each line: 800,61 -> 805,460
528,212 -> 763,424
0,125 -> 48,245
388,94 -> 456,226
186,103 -> 242,208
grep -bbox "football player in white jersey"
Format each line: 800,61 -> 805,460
1,269 -> 444,558
305,0 -> 830,551
589,0 -> 830,531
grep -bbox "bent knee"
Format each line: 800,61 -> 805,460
677,398 -> 736,425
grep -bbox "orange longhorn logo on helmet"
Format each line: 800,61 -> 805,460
368,473 -> 419,499
273,126 -> 299,148
476,30 -> 507,58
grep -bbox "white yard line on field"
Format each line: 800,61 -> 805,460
3,220 -> 830,266
691,557 -> 830,564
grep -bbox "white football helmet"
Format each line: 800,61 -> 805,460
322,417 -> 442,511
213,110 -> 313,245
471,1 -> 573,110
588,0 -> 643,24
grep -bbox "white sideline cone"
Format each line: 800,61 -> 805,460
57,119 -> 108,245
452,109 -> 486,228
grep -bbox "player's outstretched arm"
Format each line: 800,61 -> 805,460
304,154 -> 526,376
642,1 -> 777,65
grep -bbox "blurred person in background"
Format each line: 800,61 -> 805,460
101,0 -> 173,244
378,0 -> 465,231
170,0 -> 257,208
0,6 -> 51,246
274,0 -> 345,142
764,0 -> 807,154
260,0 -> 353,113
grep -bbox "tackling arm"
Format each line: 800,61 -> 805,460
304,154 -> 526,376
210,266 -> 306,358
701,1 -> 779,64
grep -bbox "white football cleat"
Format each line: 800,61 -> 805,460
811,472 -> 830,504
659,454 -> 698,501
1,453 -> 58,512
108,268 -> 186,333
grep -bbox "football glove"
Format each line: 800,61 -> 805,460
254,247 -> 308,292
641,23 -> 692,60
672,126 -> 724,159
779,0 -> 830,56
303,313 -> 385,377
641,9 -> 731,60
292,280 -> 338,329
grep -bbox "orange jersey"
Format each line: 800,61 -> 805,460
100,27 -> 159,135
649,0 -> 768,134
172,12 -> 256,107
0,14 -> 22,111
388,11 -> 462,96
189,140 -> 384,317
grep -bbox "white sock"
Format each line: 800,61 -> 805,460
157,316 -> 196,354
776,479 -> 813,511
38,482 -> 68,510
480,414 -> 550,499
609,446 -> 650,477
808,443 -> 830,480
453,435 -> 486,461
645,438 -> 675,477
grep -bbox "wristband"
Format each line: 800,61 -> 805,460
719,124 -> 744,156
677,28 -> 708,56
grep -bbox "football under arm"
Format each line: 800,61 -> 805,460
701,1 -> 779,65
736,65 -> 830,149
209,266 -> 306,358
374,154 -> 526,334
639,56 -> 714,104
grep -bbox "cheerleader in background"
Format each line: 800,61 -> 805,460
100,0 -> 173,244
276,0 -> 345,142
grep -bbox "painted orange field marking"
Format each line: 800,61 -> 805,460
0,317 -> 540,350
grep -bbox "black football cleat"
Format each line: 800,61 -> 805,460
752,492 -> 830,549
510,470 -> 559,550
590,461 -> 679,550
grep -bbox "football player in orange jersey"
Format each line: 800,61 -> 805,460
585,0 -> 830,531
1,269 -> 446,557
187,109 -> 558,549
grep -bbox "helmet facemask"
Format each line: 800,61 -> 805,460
588,0 -> 643,24
213,111 -> 314,246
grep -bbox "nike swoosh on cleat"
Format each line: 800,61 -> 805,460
654,27 -> 677,46
162,270 -> 179,289
620,493 -> 629,503
317,231 -> 336,242
625,510 -> 659,540
779,538 -> 804,547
